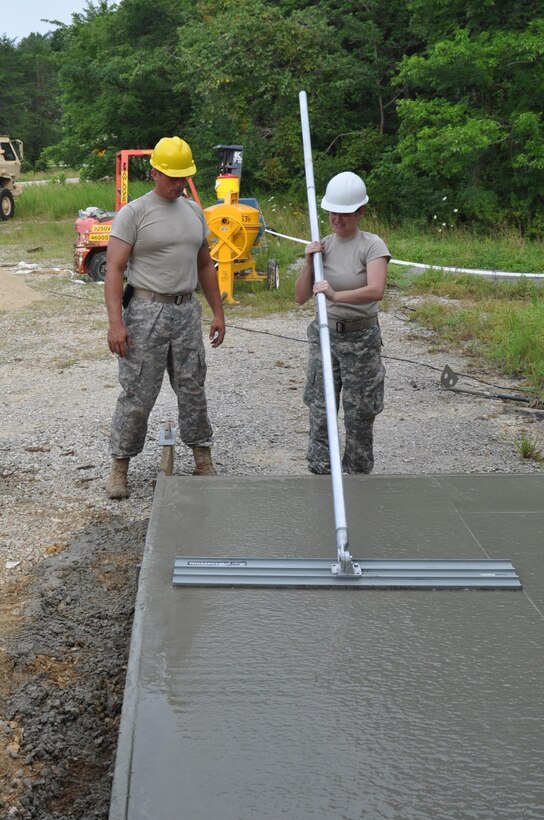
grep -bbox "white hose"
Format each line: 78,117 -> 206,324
264,230 -> 544,280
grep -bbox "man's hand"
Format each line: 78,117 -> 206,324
209,315 -> 226,348
197,246 -> 226,348
105,236 -> 133,355
108,320 -> 131,357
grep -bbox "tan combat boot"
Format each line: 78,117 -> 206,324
105,458 -> 130,499
192,446 -> 217,476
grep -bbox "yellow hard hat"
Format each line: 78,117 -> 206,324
150,136 -> 196,177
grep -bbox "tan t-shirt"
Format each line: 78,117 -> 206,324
320,230 -> 390,322
110,190 -> 208,293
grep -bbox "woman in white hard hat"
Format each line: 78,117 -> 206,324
295,171 -> 390,474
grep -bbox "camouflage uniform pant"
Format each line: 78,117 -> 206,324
110,297 -> 213,459
303,319 -> 385,474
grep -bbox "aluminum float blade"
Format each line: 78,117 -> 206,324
173,557 -> 521,589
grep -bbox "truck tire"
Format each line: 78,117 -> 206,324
88,251 -> 107,282
0,189 -> 14,220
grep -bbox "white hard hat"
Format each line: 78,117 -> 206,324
320,171 -> 369,212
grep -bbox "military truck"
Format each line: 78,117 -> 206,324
0,136 -> 24,220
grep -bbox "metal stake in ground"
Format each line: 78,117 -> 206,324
299,90 -> 358,577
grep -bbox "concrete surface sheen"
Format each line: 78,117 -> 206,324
110,474 -> 544,820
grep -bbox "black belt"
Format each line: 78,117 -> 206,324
133,287 -> 193,305
328,316 -> 378,333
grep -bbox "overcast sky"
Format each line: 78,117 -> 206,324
2,0 -> 92,42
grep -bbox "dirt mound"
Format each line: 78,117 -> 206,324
0,269 -> 43,311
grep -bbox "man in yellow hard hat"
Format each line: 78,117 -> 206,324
104,136 -> 226,499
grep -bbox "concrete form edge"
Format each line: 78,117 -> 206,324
108,475 -> 166,819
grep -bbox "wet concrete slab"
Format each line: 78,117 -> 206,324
110,474 -> 544,820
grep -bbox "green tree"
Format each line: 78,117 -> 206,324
17,34 -> 62,165
0,34 -> 60,166
258,0 -> 420,193
383,4 -> 544,230
407,0 -> 540,43
172,0 -> 417,194
46,0 -> 190,176
0,36 -> 27,137
42,0 -> 419,198
172,0 -> 344,191
36,0 -> 544,231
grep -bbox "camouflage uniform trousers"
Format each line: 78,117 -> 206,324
303,319 -> 385,474
110,297 -> 213,459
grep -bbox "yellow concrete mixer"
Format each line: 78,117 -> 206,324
204,145 -> 279,304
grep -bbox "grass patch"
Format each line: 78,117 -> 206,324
399,265 -> 543,301
383,221 -> 543,274
16,181 -> 118,219
0,218 -> 77,265
20,166 -> 81,181
407,280 -> 544,397
515,432 -> 544,462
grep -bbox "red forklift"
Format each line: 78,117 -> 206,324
73,149 -> 201,281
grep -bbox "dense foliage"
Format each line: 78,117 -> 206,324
0,33 -> 62,166
1,0 -> 543,232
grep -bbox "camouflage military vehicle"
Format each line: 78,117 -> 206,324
0,136 -> 24,220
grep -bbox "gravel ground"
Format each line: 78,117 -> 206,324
0,267 -> 542,819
